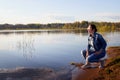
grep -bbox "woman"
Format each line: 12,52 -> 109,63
81,24 -> 107,69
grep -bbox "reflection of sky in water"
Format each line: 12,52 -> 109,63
0,30 -> 119,69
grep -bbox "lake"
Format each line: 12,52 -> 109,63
0,30 -> 120,70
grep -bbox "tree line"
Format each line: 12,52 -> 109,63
0,23 -> 64,30
0,21 -> 120,30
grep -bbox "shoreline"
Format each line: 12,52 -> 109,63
0,46 -> 119,80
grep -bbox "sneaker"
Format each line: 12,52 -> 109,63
99,66 -> 104,69
99,60 -> 105,69
90,63 -> 98,68
81,64 -> 91,69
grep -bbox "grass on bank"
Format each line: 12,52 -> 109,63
93,46 -> 120,80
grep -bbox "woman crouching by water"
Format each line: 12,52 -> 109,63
81,24 -> 107,69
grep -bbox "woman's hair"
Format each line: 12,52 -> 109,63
89,24 -> 97,32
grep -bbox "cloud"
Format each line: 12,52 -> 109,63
95,13 -> 120,22
39,14 -> 75,24
104,16 -> 120,20
49,15 -> 75,22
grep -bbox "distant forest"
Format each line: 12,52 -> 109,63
0,21 -> 120,31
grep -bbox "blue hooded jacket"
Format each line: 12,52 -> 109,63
88,32 -> 107,53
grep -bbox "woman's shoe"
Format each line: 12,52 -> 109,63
99,60 -> 105,69
81,64 -> 91,69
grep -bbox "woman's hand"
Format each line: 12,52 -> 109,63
86,50 -> 89,57
95,51 -> 100,55
95,49 -> 103,55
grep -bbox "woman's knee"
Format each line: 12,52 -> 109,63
81,50 -> 87,58
87,54 -> 98,62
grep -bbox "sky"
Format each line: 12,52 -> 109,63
0,0 -> 120,24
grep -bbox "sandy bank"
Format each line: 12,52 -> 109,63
73,46 -> 120,80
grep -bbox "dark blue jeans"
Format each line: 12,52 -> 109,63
81,50 -> 105,62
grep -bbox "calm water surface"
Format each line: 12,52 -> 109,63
0,30 -> 120,69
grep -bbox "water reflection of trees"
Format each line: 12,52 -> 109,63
0,29 -> 87,35
16,33 -> 35,60
0,29 -> 117,36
